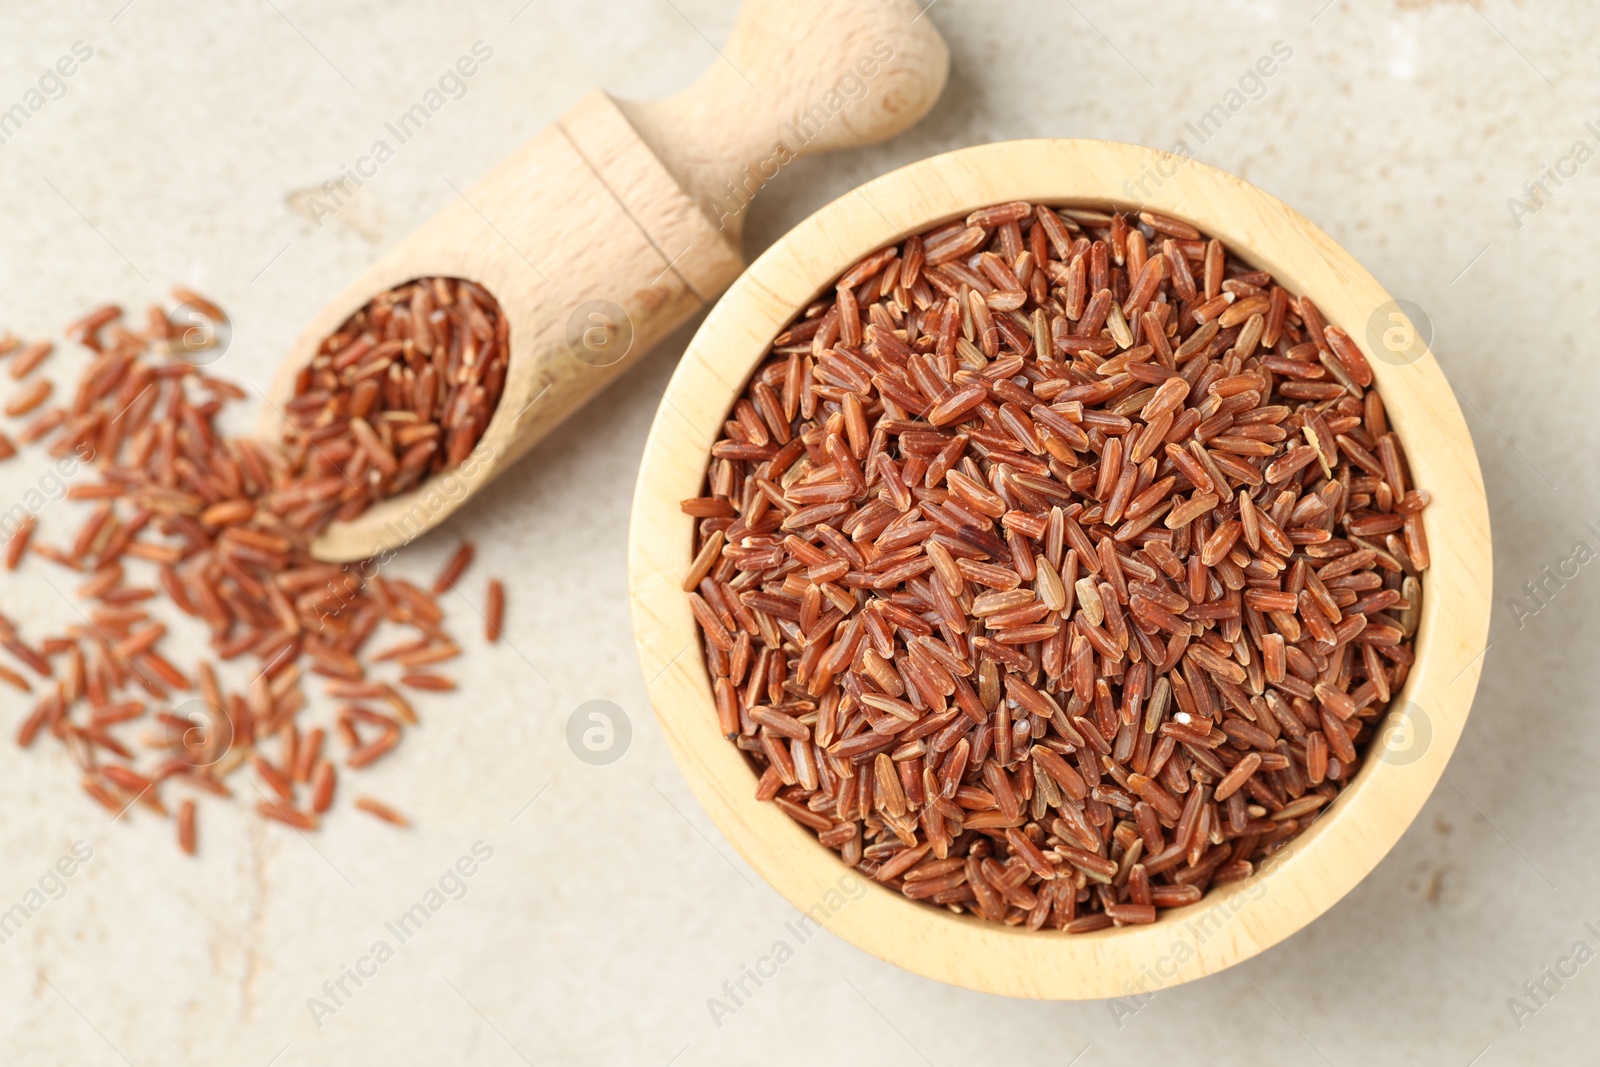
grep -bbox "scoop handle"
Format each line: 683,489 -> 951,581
275,0 -> 948,562
621,0 -> 951,238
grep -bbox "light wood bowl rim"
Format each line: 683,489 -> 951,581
627,139 -> 1492,1000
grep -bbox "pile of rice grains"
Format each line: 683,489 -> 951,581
684,203 -> 1429,931
1,277 -> 510,855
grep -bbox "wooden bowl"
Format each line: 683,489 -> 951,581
627,140 -> 1491,999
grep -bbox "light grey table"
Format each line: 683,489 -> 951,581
0,2 -> 1592,1064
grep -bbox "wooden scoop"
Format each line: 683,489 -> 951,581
261,0 -> 949,562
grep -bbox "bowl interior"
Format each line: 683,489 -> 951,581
627,139 -> 1492,999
